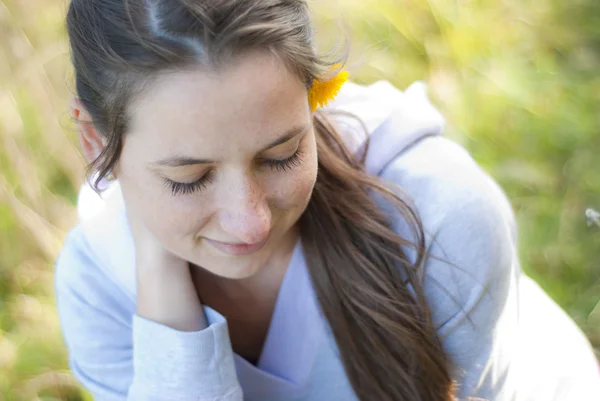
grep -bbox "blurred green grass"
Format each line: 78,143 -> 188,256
0,0 -> 598,399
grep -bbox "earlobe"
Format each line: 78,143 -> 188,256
71,97 -> 106,165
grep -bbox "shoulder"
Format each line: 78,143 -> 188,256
379,134 -> 517,251
56,225 -> 103,289
55,224 -> 134,322
55,225 -> 100,291
379,134 -> 517,234
55,225 -> 135,397
376,135 -> 519,330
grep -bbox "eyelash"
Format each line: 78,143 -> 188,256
262,149 -> 304,172
165,150 -> 304,196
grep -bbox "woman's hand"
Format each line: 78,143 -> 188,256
126,202 -> 206,332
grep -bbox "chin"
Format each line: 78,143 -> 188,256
192,256 -> 266,280
217,264 -> 262,280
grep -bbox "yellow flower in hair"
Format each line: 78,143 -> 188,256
308,67 -> 349,112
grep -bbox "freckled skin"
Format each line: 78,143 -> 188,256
115,52 -> 318,280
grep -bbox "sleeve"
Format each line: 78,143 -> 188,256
54,226 -> 243,401
378,138 -> 520,400
421,185 -> 518,400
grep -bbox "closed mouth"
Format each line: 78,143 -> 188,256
204,236 -> 268,256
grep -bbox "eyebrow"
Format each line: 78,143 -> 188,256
150,124 -> 311,168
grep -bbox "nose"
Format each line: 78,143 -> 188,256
218,172 -> 272,245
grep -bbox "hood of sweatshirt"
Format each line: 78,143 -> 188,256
76,80 -> 445,298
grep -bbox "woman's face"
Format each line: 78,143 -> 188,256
116,52 -> 318,279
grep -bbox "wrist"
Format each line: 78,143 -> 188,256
136,261 -> 206,332
135,245 -> 188,272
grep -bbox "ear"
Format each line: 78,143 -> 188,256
70,97 -> 106,166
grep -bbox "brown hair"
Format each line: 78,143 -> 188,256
66,1 -> 456,400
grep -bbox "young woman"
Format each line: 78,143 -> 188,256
55,1 -> 600,400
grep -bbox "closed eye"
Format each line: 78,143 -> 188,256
164,150 -> 304,196
262,149 -> 304,172
164,172 -> 213,196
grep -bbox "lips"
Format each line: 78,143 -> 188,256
204,236 -> 268,256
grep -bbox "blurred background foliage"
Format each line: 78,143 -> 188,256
0,0 -> 598,399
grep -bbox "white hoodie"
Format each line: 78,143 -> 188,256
56,81 -> 600,401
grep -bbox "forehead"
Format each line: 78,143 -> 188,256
125,52 -> 310,155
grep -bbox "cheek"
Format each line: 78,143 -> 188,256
153,196 -> 217,239
123,177 -> 213,242
270,156 -> 318,210
150,201 -> 202,233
